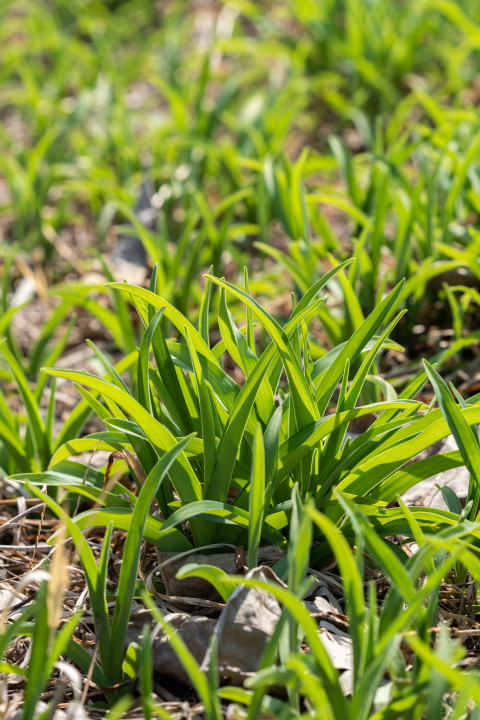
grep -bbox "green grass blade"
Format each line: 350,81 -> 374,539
0,340 -> 47,469
244,267 -> 256,355
24,482 -> 112,680
143,592 -> 222,720
205,274 -> 318,429
185,326 -> 217,494
109,434 -> 195,682
176,563 -> 236,601
248,424 -> 265,570
86,340 -> 129,394
199,265 -> 214,347
42,368 -> 209,542
314,280 -> 405,414
137,307 -> 165,412
424,360 -> 480,515
306,504 -> 365,685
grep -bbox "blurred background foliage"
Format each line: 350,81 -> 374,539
3,0 -> 480,370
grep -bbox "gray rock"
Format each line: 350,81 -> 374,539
110,179 -> 156,282
127,564 -> 285,686
201,566 -> 284,682
9,701 -> 68,720
157,546 -> 285,601
0,588 -> 26,613
126,613 -> 216,686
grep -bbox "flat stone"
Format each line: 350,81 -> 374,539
0,588 -> 26,612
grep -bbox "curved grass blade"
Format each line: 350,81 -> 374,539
24,482 -> 113,681
306,504 -> 365,685
109,434 -> 195,682
185,326 -> 217,495
314,280 -> 405,414
143,592 -> 222,720
205,274 -> 318,429
137,307 -> 165,413
176,563 -> 236,601
42,367 -> 215,547
0,340 -> 48,469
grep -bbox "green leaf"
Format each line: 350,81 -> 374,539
205,274 -> 319,430
49,506 -> 192,552
109,434 -> 195,682
306,504 -> 365,684
279,401 -> 419,483
185,326 -> 217,494
0,340 -> 47,469
436,484 -> 462,516
176,563 -> 236,601
160,499 -> 283,543
221,575 -> 345,717
336,492 -> 416,602
219,290 -> 275,426
199,266 -> 214,347
243,267 -> 256,355
137,307 -> 165,412
86,340 -> 129,394
41,367 -> 210,544
105,283 -> 216,362
49,434 -> 129,467
0,416 -> 31,472
424,360 -> 480,503
24,482 -> 113,681
264,406 -> 282,509
248,424 -> 265,570
142,592 -> 222,720
314,280 -> 405,414
23,579 -> 50,720
150,311 -> 194,436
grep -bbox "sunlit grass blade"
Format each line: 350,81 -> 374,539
206,274 -> 319,430
176,563 -> 236,601
314,280 -> 404,414
248,423 -> 265,570
143,592 -> 222,720
0,339 -> 48,469
137,307 -> 165,413
41,367 -> 210,542
306,503 -> 365,685
185,326 -> 216,494
109,434 -> 195,682
424,359 -> 480,518
24,482 -> 112,681
199,265 -> 214,347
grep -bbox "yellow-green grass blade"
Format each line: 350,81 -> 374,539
248,424 -> 265,570
278,401 -> 419,483
109,435 -> 194,682
424,359 -> 480,501
185,326 -> 217,494
48,506 -> 192,552
49,434 -> 130,466
314,280 -> 405,414
206,274 -> 318,430
0,340 -> 47,468
137,307 -> 165,413
306,504 -> 365,683
25,483 -> 113,680
41,368 -> 211,545
176,563 -> 236,602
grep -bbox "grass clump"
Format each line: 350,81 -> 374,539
4,1 -> 480,717
1,267 -> 480,715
